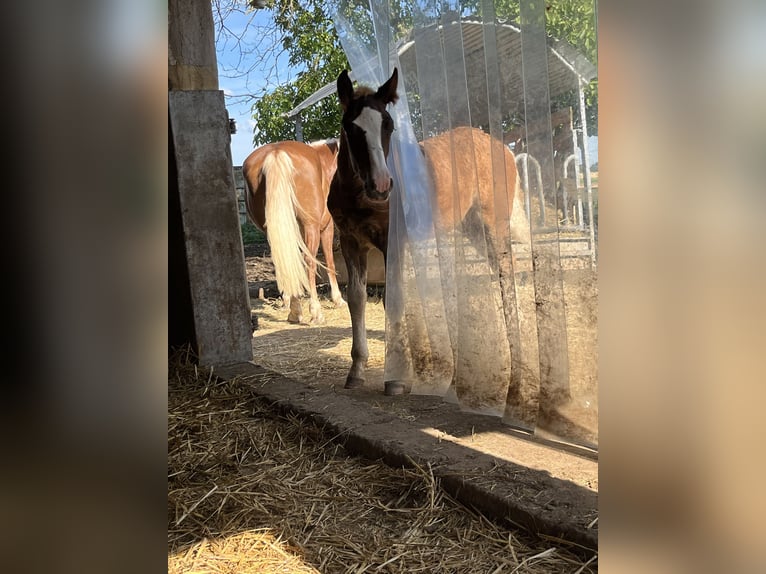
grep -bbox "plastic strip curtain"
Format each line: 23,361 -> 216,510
334,0 -> 597,448
518,0 -> 597,448
373,1 -> 454,393
476,0 -> 540,431
421,1 -> 511,416
336,1 -> 454,394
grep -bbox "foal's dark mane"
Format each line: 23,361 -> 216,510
353,87 -> 375,97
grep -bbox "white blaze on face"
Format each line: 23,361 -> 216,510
352,107 -> 391,194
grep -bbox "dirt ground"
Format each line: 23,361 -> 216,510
243,243 -> 598,497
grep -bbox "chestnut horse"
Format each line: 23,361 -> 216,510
243,139 -> 346,324
328,68 -> 524,395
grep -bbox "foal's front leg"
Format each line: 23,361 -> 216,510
341,235 -> 369,389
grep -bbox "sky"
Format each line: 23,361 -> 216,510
214,7 -> 598,168
221,92 -> 259,167
215,9 -> 267,166
214,7 -> 299,166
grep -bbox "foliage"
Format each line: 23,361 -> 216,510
473,0 -> 598,132
241,221 -> 265,244
250,0 -> 350,146
543,0 -> 598,131
232,0 -> 597,145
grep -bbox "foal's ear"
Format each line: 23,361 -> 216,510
337,70 -> 354,111
376,67 -> 399,105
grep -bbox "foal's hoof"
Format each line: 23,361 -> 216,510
384,381 -> 409,396
344,376 -> 365,389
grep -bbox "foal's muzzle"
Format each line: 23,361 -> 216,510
364,177 -> 393,202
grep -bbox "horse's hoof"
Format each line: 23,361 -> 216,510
384,381 -> 409,396
287,315 -> 303,324
344,376 -> 365,389
334,298 -> 347,308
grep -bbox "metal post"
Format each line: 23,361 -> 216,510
516,152 -> 532,222
563,154 -> 584,229
294,113 -> 303,142
569,109 -> 584,229
577,79 -> 596,266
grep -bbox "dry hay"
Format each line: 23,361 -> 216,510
168,349 -> 597,573
170,530 -> 319,574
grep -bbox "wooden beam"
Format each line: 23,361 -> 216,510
168,0 -> 219,90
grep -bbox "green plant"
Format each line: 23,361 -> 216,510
241,221 -> 265,245
235,0 -> 597,145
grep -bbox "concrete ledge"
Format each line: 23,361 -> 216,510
214,361 -> 598,554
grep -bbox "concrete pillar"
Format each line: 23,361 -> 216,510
169,90 -> 252,365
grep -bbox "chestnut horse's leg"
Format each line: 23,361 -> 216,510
287,295 -> 303,324
320,222 -> 346,309
340,234 -> 369,388
303,224 -> 325,325
462,200 -> 501,274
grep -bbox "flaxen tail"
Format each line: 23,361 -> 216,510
262,150 -> 312,300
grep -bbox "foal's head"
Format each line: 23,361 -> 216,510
336,68 -> 398,202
